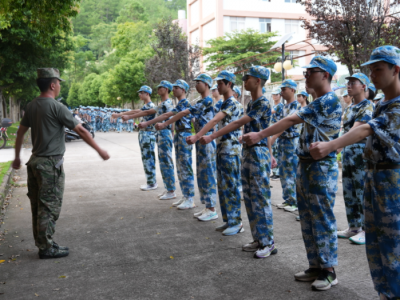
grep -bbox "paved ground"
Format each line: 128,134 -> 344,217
0,132 -> 376,299
0,148 -> 25,163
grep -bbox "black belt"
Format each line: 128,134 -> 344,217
243,144 -> 267,149
35,155 -> 63,160
175,129 -> 192,133
367,162 -> 400,170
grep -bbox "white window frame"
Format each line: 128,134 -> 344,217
259,18 -> 271,33
230,17 -> 246,32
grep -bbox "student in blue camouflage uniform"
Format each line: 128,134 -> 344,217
141,79 -> 195,209
367,82 -> 377,101
244,56 -> 341,291
116,110 -> 122,133
297,91 -> 310,108
89,107 -> 96,131
310,46 -> 400,299
127,117 -> 134,132
336,73 -> 374,245
157,74 -> 218,221
271,88 -> 283,179
232,85 -> 243,193
199,66 -> 278,258
187,70 -> 244,236
272,80 -> 302,212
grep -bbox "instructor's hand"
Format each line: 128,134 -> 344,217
98,149 -> 110,161
12,158 -> 21,169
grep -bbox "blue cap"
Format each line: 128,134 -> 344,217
262,87 -> 266,94
374,93 -> 384,100
172,79 -> 190,93
138,85 -> 152,95
368,82 -> 376,93
233,86 -> 241,97
194,74 -> 213,88
342,91 -> 349,97
243,66 -> 270,80
157,80 -> 173,91
210,84 -> 218,91
271,88 -> 281,95
297,91 -> 309,98
361,45 -> 400,67
302,56 -> 337,77
214,70 -> 236,83
280,79 -> 297,90
345,72 -> 370,86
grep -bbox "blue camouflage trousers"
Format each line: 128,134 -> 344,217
296,159 -> 338,268
217,154 -> 242,226
139,130 -> 156,185
278,137 -> 299,206
196,138 -> 217,208
342,143 -> 366,228
364,168 -> 400,299
174,132 -> 195,198
127,123 -> 133,132
116,122 -> 122,132
102,120 -> 110,132
272,139 -> 280,176
242,147 -> 273,247
157,129 -> 175,192
91,121 -> 96,132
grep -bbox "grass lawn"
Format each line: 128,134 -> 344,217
0,161 -> 12,186
3,122 -> 19,148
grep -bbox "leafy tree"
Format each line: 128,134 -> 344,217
145,17 -> 202,91
67,82 -> 82,108
299,0 -> 400,75
99,46 -> 154,107
89,23 -> 118,59
79,73 -> 106,106
116,1 -> 149,23
112,22 -> 153,57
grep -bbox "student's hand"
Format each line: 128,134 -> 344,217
155,123 -> 166,131
138,122 -> 148,129
239,136 -> 243,144
122,115 -> 130,121
310,142 -> 332,160
200,135 -> 212,145
271,155 -> 277,169
336,148 -> 343,154
98,149 -> 110,161
186,135 -> 198,145
243,132 -> 262,146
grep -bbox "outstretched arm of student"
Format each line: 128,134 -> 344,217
156,110 -> 190,130
243,114 -> 304,146
122,109 -> 156,121
310,123 -> 373,160
200,116 -> 252,145
186,111 -> 226,145
139,112 -> 174,129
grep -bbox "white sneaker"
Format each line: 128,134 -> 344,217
238,186 -> 242,192
172,197 -> 186,207
177,198 -> 196,210
254,244 -> 278,259
242,241 -> 260,252
337,227 -> 362,238
158,190 -> 167,198
198,209 -> 218,222
215,223 -> 229,232
284,205 -> 298,212
193,208 -> 207,218
140,183 -> 158,191
349,230 -> 365,245
159,192 -> 176,200
277,202 -> 289,209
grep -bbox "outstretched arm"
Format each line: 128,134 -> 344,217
310,124 -> 373,160
122,109 -> 156,121
155,109 -> 190,130
186,111 -> 226,145
200,116 -> 251,145
243,114 -> 303,146
138,112 -> 174,129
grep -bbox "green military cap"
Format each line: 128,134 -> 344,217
37,68 -> 64,81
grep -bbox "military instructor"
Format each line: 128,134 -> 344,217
12,68 -> 110,259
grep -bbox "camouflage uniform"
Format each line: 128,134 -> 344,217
296,91 -> 342,268
275,98 -> 301,206
172,97 -> 195,198
155,98 -> 176,192
242,94 -> 274,246
190,95 -> 217,208
271,102 -> 284,176
217,96 -> 244,226
342,98 -> 374,228
139,101 -> 157,185
214,98 -> 223,132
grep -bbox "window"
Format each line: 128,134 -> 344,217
259,18 -> 271,33
285,20 -> 299,34
230,17 -> 245,32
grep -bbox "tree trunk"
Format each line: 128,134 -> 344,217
0,90 -> 3,123
9,96 -> 13,122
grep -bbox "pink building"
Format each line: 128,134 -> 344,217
173,10 -> 188,36
187,0 -> 349,80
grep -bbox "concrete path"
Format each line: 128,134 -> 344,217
0,132 -> 376,299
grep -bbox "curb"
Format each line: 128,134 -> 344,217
0,166 -> 15,213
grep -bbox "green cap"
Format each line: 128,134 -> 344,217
37,68 -> 64,81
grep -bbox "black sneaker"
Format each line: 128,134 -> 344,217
311,269 -> 338,291
53,242 -> 69,251
39,246 -> 69,259
294,268 -> 321,282
271,175 -> 280,181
